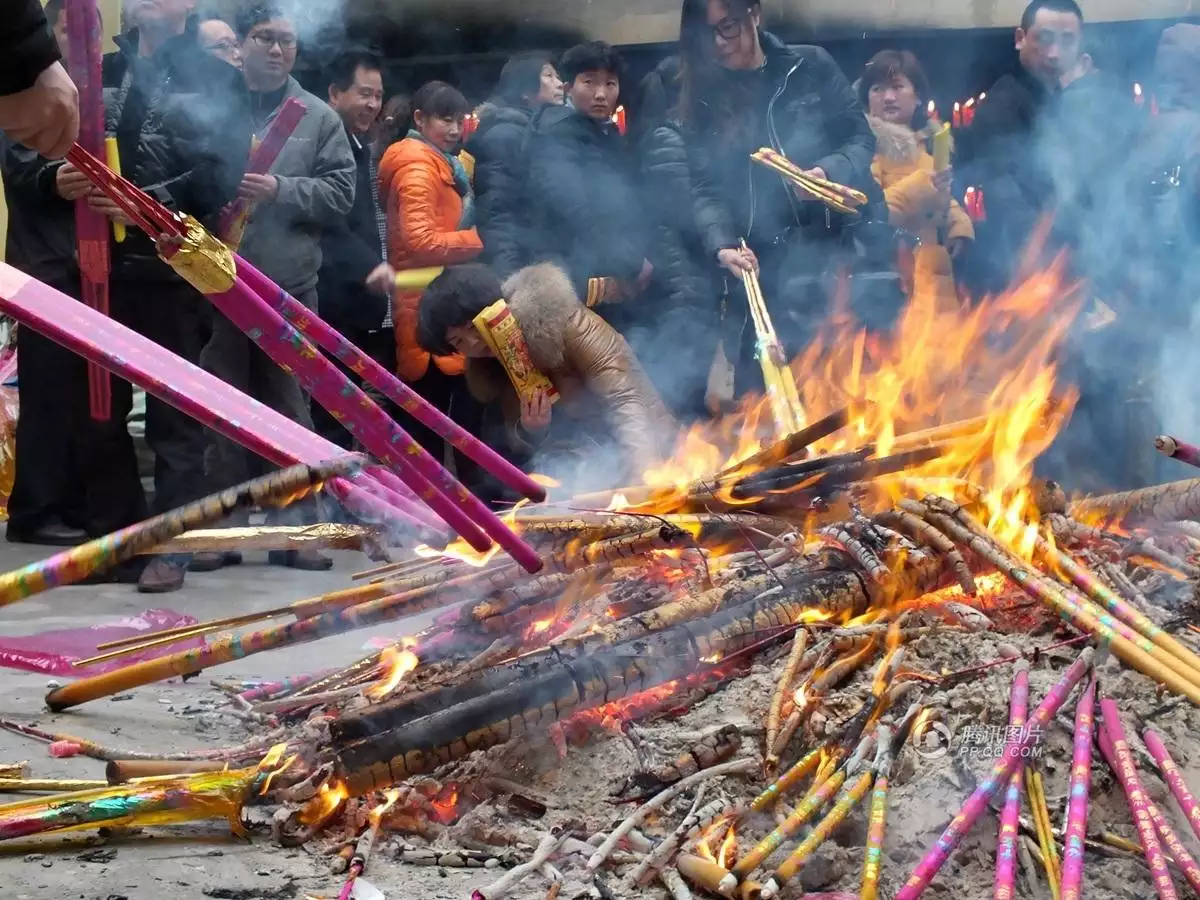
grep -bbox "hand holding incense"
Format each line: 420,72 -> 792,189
894,647 -> 1094,900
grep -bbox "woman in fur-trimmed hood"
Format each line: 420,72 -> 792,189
859,50 -> 974,310
418,262 -> 677,482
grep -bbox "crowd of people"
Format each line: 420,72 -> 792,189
0,0 -> 1196,593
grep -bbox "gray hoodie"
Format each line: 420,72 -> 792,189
239,76 -> 355,301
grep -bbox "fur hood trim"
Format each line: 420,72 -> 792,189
503,263 -> 581,372
867,115 -> 922,163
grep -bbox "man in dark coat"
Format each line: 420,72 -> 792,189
956,0 -> 1084,292
75,2 -> 248,592
314,48 -> 395,449
0,0 -> 78,157
523,41 -> 651,324
469,51 -> 563,278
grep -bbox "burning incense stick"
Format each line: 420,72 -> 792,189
750,746 -> 823,813
1143,728 -> 1200,843
893,648 -> 1094,900
739,242 -> 803,437
0,458 -> 358,608
994,660 -> 1030,900
765,629 -> 809,772
1059,675 -> 1096,900
1154,435 -> 1200,470
1097,701 -> 1179,900
0,747 -> 285,842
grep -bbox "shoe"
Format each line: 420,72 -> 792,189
7,522 -> 88,547
189,551 -> 244,572
268,549 -> 334,571
137,559 -> 186,594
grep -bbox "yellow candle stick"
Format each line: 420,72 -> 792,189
932,123 -> 952,172
104,137 -> 126,242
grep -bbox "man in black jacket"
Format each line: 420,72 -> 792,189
66,1 -> 249,592
314,48 -> 395,449
0,0 -> 78,157
956,0 -> 1084,292
524,41 -> 651,322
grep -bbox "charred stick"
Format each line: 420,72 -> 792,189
821,526 -> 889,584
543,526 -> 689,574
766,629 -> 810,772
1069,477 -> 1200,527
726,449 -> 871,499
1123,539 -> 1200,579
876,509 -> 976,595
719,406 -> 854,477
1046,514 -> 1119,547
629,797 -> 733,886
624,725 -> 744,799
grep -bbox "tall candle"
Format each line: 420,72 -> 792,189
952,102 -> 962,128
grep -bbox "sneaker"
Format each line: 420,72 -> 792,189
267,549 -> 334,571
137,558 -> 186,594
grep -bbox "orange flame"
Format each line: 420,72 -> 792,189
367,640 -> 419,701
430,783 -> 460,824
414,500 -> 529,567
718,822 -> 739,870
299,780 -> 349,826
369,787 -> 402,826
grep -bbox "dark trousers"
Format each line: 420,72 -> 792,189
311,328 -> 397,451
8,275 -> 211,539
199,287 -> 319,526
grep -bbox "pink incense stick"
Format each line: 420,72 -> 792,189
228,255 -> 543,571
0,263 -> 427,537
894,647 -> 1094,900
1099,698 -> 1179,900
994,660 -> 1030,900
1155,435 -> 1200,470
242,261 -> 547,503
1059,675 -> 1096,900
64,0 -> 111,420
1147,799 -> 1200,895
1144,728 -> 1200,844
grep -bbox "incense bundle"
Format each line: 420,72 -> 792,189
0,749 -> 283,842
219,98 -> 308,247
473,299 -> 559,406
739,245 -> 802,437
0,458 -> 360,607
751,148 -> 867,214
1027,767 -> 1060,898
893,648 -> 1093,900
1154,435 -> 1200,470
1059,676 -> 1096,900
394,267 -> 444,292
1143,728 -> 1200,843
254,262 -> 546,502
1097,700 -> 1179,900
734,764 -> 848,878
994,660 -> 1030,900
64,0 -> 111,420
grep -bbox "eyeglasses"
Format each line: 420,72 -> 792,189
203,39 -> 239,54
711,15 -> 745,41
251,32 -> 297,50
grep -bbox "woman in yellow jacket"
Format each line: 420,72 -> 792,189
859,51 -> 974,310
378,81 -> 486,482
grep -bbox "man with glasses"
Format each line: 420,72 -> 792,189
956,0 -> 1084,292
197,2 -> 354,572
199,13 -> 241,68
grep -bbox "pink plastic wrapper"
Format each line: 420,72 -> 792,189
0,608 -> 202,675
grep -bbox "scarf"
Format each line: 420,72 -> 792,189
408,129 -> 475,229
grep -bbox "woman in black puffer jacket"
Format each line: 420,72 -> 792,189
628,57 -> 723,422
468,51 -> 563,277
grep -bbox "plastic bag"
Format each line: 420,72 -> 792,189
0,608 -> 202,675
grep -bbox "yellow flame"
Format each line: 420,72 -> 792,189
299,780 -> 348,826
369,787 -> 402,826
718,822 -> 738,869
414,500 -> 529,567
607,492 -> 631,512
530,473 -> 561,489
367,639 -> 419,701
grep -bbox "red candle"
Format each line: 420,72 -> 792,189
952,102 -> 962,128
613,105 -> 627,135
927,100 -> 939,124
963,97 -> 976,127
1134,83 -> 1145,107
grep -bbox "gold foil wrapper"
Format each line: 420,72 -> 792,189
162,215 -> 238,295
145,524 -> 375,555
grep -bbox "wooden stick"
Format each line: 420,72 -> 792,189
765,629 -> 808,772
472,832 -> 567,900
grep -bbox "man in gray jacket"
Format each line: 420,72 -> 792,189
198,2 -> 355,572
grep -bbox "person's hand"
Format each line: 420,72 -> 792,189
365,262 -> 397,295
0,62 -> 79,159
932,167 -> 954,194
803,166 -> 826,182
55,163 -> 93,201
718,246 -> 758,277
636,258 -> 654,289
237,173 -> 279,203
86,193 -> 132,226
520,390 -> 552,432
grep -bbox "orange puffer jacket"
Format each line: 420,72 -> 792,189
379,137 -> 483,381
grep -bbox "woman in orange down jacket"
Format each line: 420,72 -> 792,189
859,51 -> 974,311
378,80 -> 485,476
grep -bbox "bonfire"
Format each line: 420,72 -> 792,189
4,258 -> 1200,900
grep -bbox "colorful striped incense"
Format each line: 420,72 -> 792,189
1059,675 -> 1096,900
860,758 -> 891,900
1143,728 -> 1200,843
733,765 -> 846,878
0,458 -> 360,607
894,647 -> 1093,900
994,660 -> 1030,900
1098,698 -> 1179,900
749,746 -> 823,812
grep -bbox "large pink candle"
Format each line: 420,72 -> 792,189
1059,675 -> 1096,900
